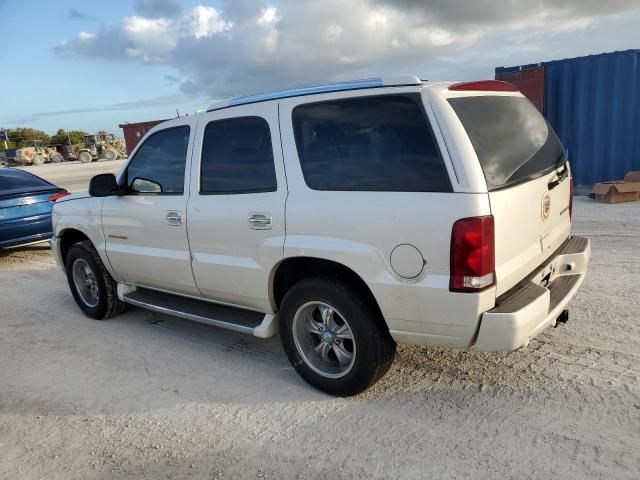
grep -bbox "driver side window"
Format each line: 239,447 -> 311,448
126,126 -> 190,194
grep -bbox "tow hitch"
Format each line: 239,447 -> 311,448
554,309 -> 569,328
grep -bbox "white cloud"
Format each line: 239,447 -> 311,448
257,6 -> 279,26
77,31 -> 95,41
187,6 -> 232,39
54,0 -> 640,99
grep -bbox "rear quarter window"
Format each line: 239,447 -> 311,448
292,94 -> 452,192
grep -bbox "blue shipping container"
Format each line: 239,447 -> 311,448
496,50 -> 640,188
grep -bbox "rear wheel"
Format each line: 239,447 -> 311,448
65,241 -> 126,320
77,151 -> 92,163
280,278 -> 396,396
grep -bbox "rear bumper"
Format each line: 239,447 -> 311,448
474,236 -> 591,351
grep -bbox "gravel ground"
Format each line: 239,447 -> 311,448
0,196 -> 639,479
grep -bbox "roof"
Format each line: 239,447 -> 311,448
207,75 -> 424,112
119,119 -> 169,128
495,49 -> 640,74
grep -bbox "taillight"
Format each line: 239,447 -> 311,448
48,191 -> 70,202
569,177 -> 574,220
450,215 -> 495,293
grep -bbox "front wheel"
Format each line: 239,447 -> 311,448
280,278 -> 396,396
65,241 -> 126,320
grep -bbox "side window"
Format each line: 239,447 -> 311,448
126,126 -> 190,194
200,117 -> 277,194
292,94 -> 452,192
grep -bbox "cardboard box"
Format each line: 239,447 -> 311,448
592,171 -> 640,203
623,171 -> 640,182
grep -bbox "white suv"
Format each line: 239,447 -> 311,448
51,76 -> 590,396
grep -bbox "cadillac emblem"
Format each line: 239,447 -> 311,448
541,192 -> 551,220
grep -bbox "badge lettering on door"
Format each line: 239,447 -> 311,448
108,234 -> 128,240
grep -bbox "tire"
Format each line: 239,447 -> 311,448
31,155 -> 45,166
78,151 -> 93,163
65,240 -> 126,320
50,152 -> 64,163
279,278 -> 396,396
103,147 -> 118,161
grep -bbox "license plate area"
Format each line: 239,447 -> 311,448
533,262 -> 555,287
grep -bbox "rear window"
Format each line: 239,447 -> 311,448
449,96 -> 565,190
292,94 -> 452,192
0,170 -> 51,191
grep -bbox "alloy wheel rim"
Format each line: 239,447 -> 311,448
292,301 -> 356,379
72,258 -> 99,308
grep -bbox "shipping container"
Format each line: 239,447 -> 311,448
496,50 -> 640,188
119,119 -> 168,155
494,65 -> 545,113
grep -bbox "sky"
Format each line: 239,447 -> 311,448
1,0 -> 639,137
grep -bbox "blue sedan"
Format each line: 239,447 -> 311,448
0,168 -> 69,249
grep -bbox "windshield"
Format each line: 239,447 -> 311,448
449,96 -> 565,190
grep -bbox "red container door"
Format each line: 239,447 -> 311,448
496,66 -> 545,113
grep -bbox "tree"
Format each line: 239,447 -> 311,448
0,127 -> 92,152
3,127 -> 49,149
49,129 -> 89,146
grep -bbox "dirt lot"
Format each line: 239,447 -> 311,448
1,197 -> 639,479
17,159 -> 126,192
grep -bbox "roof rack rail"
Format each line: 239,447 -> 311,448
207,75 -> 423,112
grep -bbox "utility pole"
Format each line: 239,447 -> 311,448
0,129 -> 8,150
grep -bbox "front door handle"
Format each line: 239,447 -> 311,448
165,210 -> 183,226
248,212 -> 272,230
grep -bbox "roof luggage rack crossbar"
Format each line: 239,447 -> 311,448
207,75 -> 423,111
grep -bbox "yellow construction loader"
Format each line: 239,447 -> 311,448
75,134 -> 126,163
15,140 -> 64,165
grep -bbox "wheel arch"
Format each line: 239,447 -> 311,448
270,256 -> 386,328
58,228 -> 91,266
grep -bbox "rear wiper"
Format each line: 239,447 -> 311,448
548,159 -> 569,191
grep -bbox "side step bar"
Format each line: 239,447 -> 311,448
119,286 -> 278,338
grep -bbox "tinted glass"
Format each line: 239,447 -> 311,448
126,126 -> 190,194
448,96 -> 565,190
0,170 -> 50,191
200,117 -> 276,194
292,94 -> 451,192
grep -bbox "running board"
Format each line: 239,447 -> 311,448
120,287 -> 278,338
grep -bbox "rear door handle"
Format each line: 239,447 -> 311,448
165,210 -> 183,226
248,212 -> 272,230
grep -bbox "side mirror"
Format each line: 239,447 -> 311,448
89,173 -> 122,197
